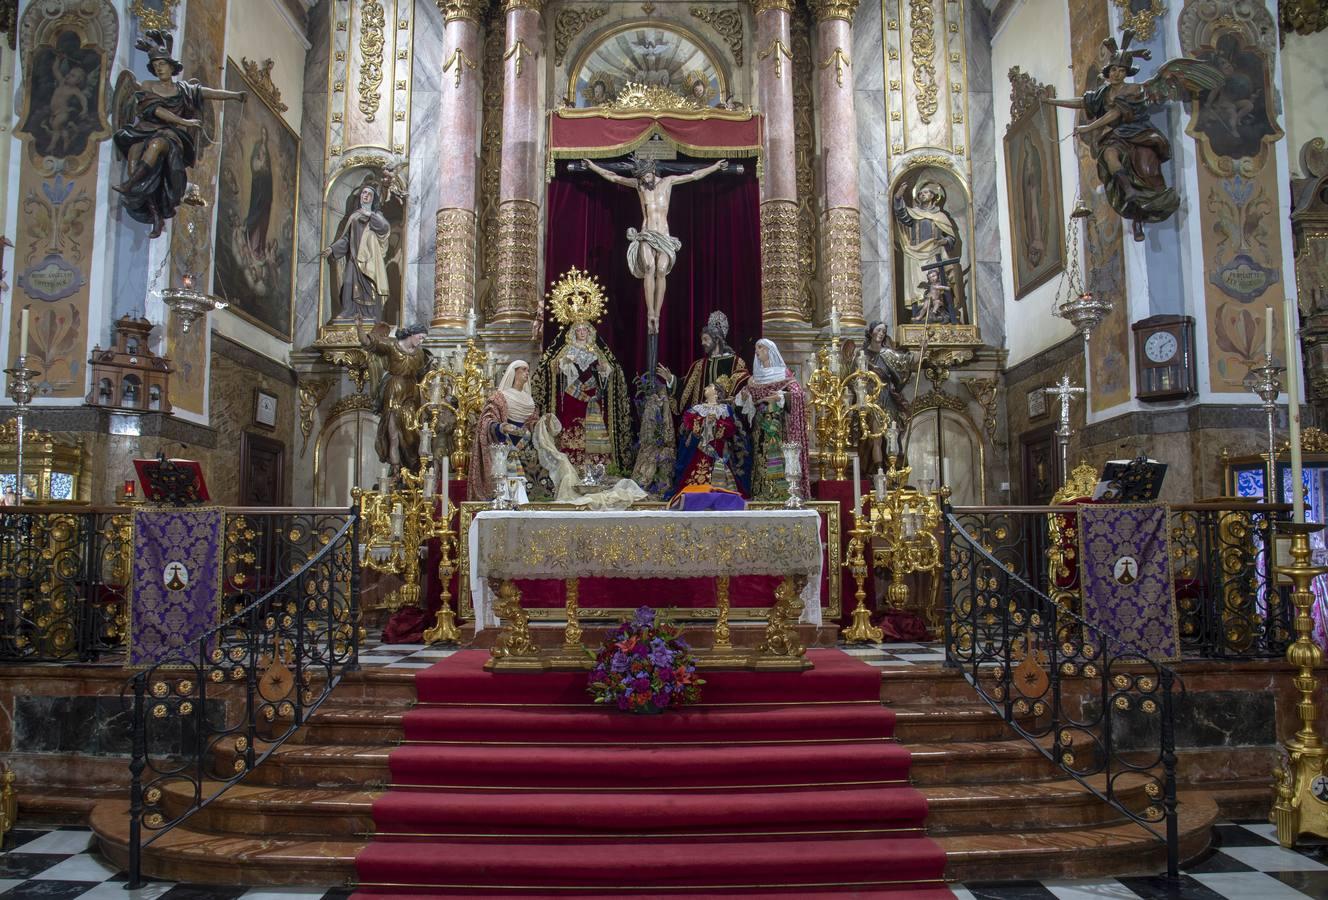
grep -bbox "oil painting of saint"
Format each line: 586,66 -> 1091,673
1003,96 -> 1064,298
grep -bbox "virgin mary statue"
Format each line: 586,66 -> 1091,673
737,339 -> 809,501
469,360 -> 540,501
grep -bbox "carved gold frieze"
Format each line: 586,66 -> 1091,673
437,0 -> 486,23
757,39 -> 793,79
809,0 -> 860,23
897,322 -> 982,348
329,392 -> 376,419
760,200 -> 802,322
819,47 -> 850,88
823,207 -> 864,325
492,200 -> 541,323
477,8 -> 506,321
553,5 -> 608,65
503,0 -> 545,11
241,57 -> 288,114
690,6 -> 744,66
358,0 -> 386,122
791,6 -> 818,321
908,0 -> 938,124
434,208 -> 478,327
607,83 -> 706,112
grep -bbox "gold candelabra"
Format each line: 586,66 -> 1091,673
442,340 -> 491,481
807,341 -> 890,480
1271,522 -> 1328,846
863,442 -> 945,614
842,499 -> 883,643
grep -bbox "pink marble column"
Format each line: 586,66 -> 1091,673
492,0 -> 545,324
755,0 -> 803,323
811,0 -> 864,327
432,0 -> 486,328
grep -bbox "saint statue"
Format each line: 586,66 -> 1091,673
858,321 -> 912,473
911,267 -> 963,325
672,383 -> 745,496
532,320 -> 632,474
357,320 -> 432,474
581,155 -> 729,334
893,180 -> 963,319
326,183 -> 393,321
470,360 -> 541,501
737,339 -> 809,501
657,310 -> 750,412
111,30 -> 247,238
1043,29 -> 1223,241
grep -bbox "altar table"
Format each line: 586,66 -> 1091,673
468,508 -> 825,630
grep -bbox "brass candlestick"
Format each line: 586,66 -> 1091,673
807,343 -> 889,480
1272,522 -> 1328,846
866,451 -> 945,613
843,497 -> 883,643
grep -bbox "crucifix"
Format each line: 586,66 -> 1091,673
1044,375 -> 1085,488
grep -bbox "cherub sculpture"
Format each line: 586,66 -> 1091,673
111,30 -> 247,238
1044,29 -> 1223,242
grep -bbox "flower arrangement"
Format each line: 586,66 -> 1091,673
588,607 -> 704,713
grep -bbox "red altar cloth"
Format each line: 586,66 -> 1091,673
548,109 -> 762,162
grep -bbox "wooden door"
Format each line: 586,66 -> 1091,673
239,433 -> 286,506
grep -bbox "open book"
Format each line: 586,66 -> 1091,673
1091,457 -> 1167,503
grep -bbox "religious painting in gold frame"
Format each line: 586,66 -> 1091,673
456,500 -> 841,622
211,57 -> 300,341
567,21 -> 729,108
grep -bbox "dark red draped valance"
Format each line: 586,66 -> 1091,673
547,109 -> 763,171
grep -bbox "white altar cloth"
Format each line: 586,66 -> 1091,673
468,508 -> 825,630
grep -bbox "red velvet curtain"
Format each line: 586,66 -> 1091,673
542,161 -> 763,382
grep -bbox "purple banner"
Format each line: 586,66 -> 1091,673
1077,504 -> 1180,662
130,508 -> 224,667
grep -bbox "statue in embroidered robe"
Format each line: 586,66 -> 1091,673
469,360 -> 540,501
672,383 -> 747,497
737,339 -> 810,501
532,321 -> 631,474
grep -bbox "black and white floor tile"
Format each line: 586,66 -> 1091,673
3,820 -> 1323,898
838,641 -> 949,666
354,639 -> 457,669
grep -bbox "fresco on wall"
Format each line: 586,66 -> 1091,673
570,24 -> 726,106
17,30 -> 105,162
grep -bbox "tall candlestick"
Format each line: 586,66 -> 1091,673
1284,294 -> 1305,523
851,453 -> 861,515
1266,306 -> 1274,360
18,306 -> 29,358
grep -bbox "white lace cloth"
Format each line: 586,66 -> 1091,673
468,508 -> 824,630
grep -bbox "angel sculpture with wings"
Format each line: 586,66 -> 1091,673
1045,29 -> 1223,242
111,30 -> 246,238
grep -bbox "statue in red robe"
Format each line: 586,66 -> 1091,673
671,383 -> 746,496
532,321 -> 631,474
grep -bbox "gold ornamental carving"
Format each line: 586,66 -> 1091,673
297,377 -> 334,457
492,200 -> 541,323
443,47 -> 479,88
823,207 -> 864,325
818,47 -> 850,88
809,0 -> 860,23
753,0 -> 795,13
607,82 -> 706,112
908,0 -> 939,124
241,57 -> 288,115
504,38 -> 534,78
1007,66 -> 1054,126
791,6 -> 819,321
760,200 -> 802,322
1112,0 -> 1166,42
690,7 -> 744,66
434,208 -> 478,327
757,39 -> 793,79
329,392 -> 376,419
437,0 -> 486,23
477,8 -> 506,321
1282,0 -> 1328,37
553,5 -> 608,65
358,0 -> 386,123
502,0 -> 545,12
962,376 -> 1004,448
128,0 -> 179,32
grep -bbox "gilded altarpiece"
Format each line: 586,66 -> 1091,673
1179,1 -> 1288,393
10,0 -> 117,398
1067,0 -> 1130,411
166,0 -> 226,414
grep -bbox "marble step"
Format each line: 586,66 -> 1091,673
939,791 -> 1218,882
89,800 -> 362,886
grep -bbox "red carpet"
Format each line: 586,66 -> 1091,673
352,649 -> 950,897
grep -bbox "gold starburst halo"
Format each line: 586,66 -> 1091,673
547,267 -> 608,327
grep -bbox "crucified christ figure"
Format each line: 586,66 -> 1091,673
581,155 -> 729,334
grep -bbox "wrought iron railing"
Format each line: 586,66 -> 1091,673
943,508 -> 1182,878
123,509 -> 359,887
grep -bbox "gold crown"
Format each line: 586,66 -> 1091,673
547,267 -> 608,327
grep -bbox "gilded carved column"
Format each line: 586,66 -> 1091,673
492,0 -> 544,324
755,0 -> 803,323
810,0 -> 863,327
433,0 -> 486,328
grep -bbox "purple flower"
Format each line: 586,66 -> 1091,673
633,607 -> 656,628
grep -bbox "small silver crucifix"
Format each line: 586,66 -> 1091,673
1044,375 -> 1085,487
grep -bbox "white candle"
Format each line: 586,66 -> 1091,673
1266,306 -> 1274,361
851,453 -> 861,516
380,463 -> 391,490
420,429 -> 432,456
830,307 -> 840,338
423,469 -> 436,498
431,374 -> 443,405
18,306 -> 29,358
391,503 -> 404,539
441,455 -> 450,522
1284,294 -> 1305,523
466,309 -> 477,338
346,456 -> 356,500
874,468 -> 887,503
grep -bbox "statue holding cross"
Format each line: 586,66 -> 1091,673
914,254 -> 964,325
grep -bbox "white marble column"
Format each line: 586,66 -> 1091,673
492,0 -> 545,324
755,0 -> 803,324
811,0 -> 864,327
432,0 -> 486,328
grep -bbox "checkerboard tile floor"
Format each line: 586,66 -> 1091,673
6,821 -> 1325,898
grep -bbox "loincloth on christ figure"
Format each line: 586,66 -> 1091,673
626,228 -> 683,278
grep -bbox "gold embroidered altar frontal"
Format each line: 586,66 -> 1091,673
468,508 -> 825,630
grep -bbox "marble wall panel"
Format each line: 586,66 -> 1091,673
296,1 -> 331,349
854,0 -> 891,327
207,339 -> 298,505
406,1 -> 444,330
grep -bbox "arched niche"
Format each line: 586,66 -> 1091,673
567,21 -> 730,108
319,162 -> 407,333
314,406 -> 379,507
889,163 -> 976,331
903,406 -> 986,505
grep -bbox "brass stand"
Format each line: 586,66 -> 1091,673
807,344 -> 889,480
843,503 -> 883,643
546,578 -> 592,670
485,579 -> 546,671
421,528 -> 461,644
751,576 -> 813,671
1272,523 -> 1328,845
696,576 -> 752,668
